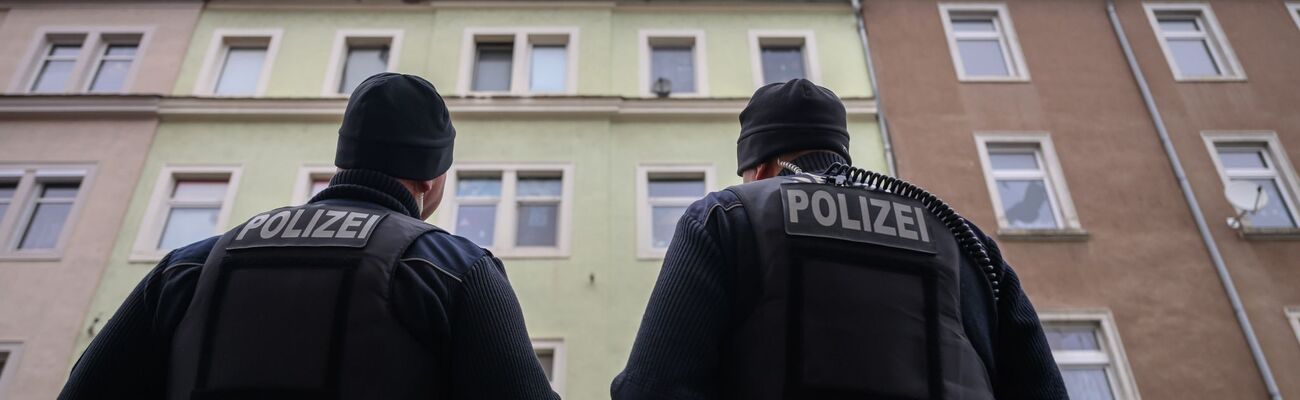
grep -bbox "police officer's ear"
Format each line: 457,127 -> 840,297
742,159 -> 784,183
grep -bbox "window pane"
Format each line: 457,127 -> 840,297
1217,149 -> 1267,170
1045,327 -> 1100,351
310,179 -> 330,197
1061,368 -> 1115,400
952,19 -> 997,32
956,39 -> 1010,76
516,204 -> 558,247
530,45 -> 567,93
340,46 -> 389,94
473,43 -> 513,92
32,59 -> 76,93
652,205 -> 687,248
650,46 -> 696,93
105,44 -> 137,57
518,178 -> 561,197
996,179 -> 1058,229
1158,18 -> 1200,32
19,202 -> 72,250
1167,38 -> 1220,77
89,59 -> 133,93
0,182 -> 14,222
457,178 -> 502,197
649,178 -> 706,198
535,349 -> 555,382
761,46 -> 805,84
1239,178 -> 1297,228
456,204 -> 496,246
158,207 -> 219,250
989,152 -> 1039,170
41,183 -> 80,199
214,47 -> 267,95
49,44 -> 81,57
172,181 -> 228,202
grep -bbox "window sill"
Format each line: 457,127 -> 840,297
0,253 -> 63,262
1239,227 -> 1300,241
957,76 -> 1030,83
996,228 -> 1090,242
1173,76 -> 1246,83
494,249 -> 570,260
128,251 -> 166,263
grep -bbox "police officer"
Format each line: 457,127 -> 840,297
613,79 -> 1068,399
60,73 -> 558,400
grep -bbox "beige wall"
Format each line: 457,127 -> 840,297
864,0 -> 1293,398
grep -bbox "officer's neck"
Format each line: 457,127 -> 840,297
779,151 -> 848,176
308,169 -> 422,218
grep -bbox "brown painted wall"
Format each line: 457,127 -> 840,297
864,0 -> 1296,398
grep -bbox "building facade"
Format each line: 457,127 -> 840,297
65,1 -> 882,399
863,0 -> 1300,399
0,1 -> 202,399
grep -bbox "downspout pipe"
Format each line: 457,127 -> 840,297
1106,2 -> 1282,399
851,0 -> 898,177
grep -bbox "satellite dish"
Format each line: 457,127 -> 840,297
1225,181 -> 1269,212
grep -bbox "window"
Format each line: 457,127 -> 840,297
85,34 -> 142,93
749,30 -> 821,88
1041,311 -> 1140,400
636,165 -> 714,259
459,28 -> 578,95
29,35 -> 85,93
1145,4 -> 1244,80
639,30 -> 708,97
0,342 -> 21,397
532,339 -> 566,396
324,30 -> 401,96
0,166 -> 90,258
976,134 -> 1081,232
939,3 -> 1029,81
293,165 -> 336,205
439,164 -> 573,257
14,28 -> 150,94
134,166 -> 240,261
1204,133 -> 1300,229
195,29 -> 282,96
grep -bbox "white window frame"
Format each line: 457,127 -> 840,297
81,32 -> 148,93
193,28 -> 283,96
1144,3 -> 1245,81
975,133 -> 1081,231
1040,310 -> 1142,400
747,30 -> 821,89
638,29 -> 709,98
1202,131 -> 1300,228
321,29 -> 403,97
938,3 -> 1030,82
8,26 -> 153,94
456,27 -> 580,96
1286,307 -> 1300,348
0,342 -> 23,399
131,165 -> 242,262
0,165 -> 93,261
1289,3 -> 1300,31
531,338 -> 566,397
635,164 -> 715,259
292,165 -> 336,205
437,163 -> 574,258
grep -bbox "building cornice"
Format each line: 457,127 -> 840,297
0,95 -> 877,121
200,1 -> 847,12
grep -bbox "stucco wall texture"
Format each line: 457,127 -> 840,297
865,0 -> 1299,398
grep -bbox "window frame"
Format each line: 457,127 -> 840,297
131,165 -> 242,262
938,3 -> 1030,82
9,26 -> 153,94
635,164 -> 715,259
193,28 -> 283,97
0,342 -> 23,398
638,29 -> 709,98
292,165 -> 336,205
321,29 -> 403,97
747,30 -> 821,89
456,27 -> 580,96
1143,3 -> 1245,82
0,165 -> 93,261
1289,3 -> 1300,32
975,133 -> 1082,232
1202,132 -> 1300,229
81,32 -> 146,94
1039,310 -> 1141,400
1286,307 -> 1300,349
437,163 -> 574,258
531,338 -> 566,397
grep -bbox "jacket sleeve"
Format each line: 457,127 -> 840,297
980,234 -> 1070,400
612,211 -> 732,400
448,256 -> 560,400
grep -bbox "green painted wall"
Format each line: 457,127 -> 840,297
83,5 -> 881,400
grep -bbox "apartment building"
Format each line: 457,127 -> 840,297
863,0 -> 1300,398
0,1 -> 202,399
66,1 -> 883,399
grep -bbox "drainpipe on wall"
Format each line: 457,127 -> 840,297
1105,2 -> 1282,399
850,0 -> 898,177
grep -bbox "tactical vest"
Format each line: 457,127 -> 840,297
724,172 -> 996,400
168,204 -> 440,400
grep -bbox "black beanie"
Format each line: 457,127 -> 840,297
735,79 -> 851,176
336,73 -> 455,181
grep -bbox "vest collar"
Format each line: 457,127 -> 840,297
780,151 -> 848,176
309,169 -> 422,219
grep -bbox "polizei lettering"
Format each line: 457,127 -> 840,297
780,183 -> 937,254
226,205 -> 387,250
